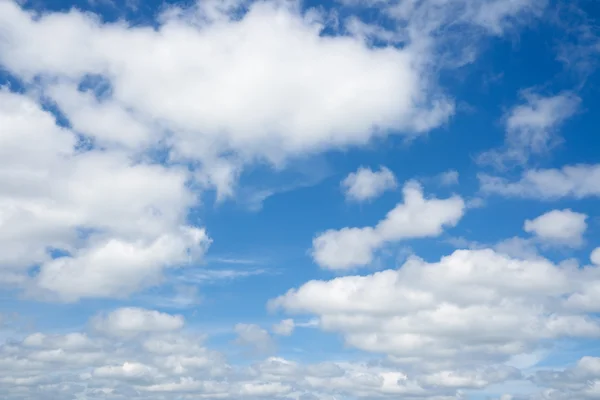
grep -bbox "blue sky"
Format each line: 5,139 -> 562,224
1,0 -> 600,399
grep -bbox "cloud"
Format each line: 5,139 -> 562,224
341,166 -> 397,202
592,247 -> 600,266
438,170 -> 460,186
0,0 -> 455,197
272,319 -> 295,336
91,307 -> 184,338
234,323 -> 276,355
531,356 -> 600,399
0,89 -> 210,300
0,320 -> 530,400
478,91 -> 580,168
523,209 -> 588,247
35,227 -> 209,301
479,164 -> 600,199
312,181 -> 465,270
272,248 -> 600,370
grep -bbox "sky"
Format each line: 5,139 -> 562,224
1,0 -> 600,399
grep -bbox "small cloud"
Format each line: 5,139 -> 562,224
272,319 -> 295,336
91,307 -> 184,338
341,166 -> 397,202
438,170 -> 459,186
180,268 -> 270,284
524,209 -> 588,247
234,323 -> 275,355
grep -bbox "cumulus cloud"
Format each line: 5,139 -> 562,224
272,319 -> 295,336
0,318 -> 532,400
592,247 -> 600,266
438,170 -> 460,186
479,164 -> 600,199
478,91 -> 580,168
0,0 -> 454,196
0,89 -> 210,300
234,323 -> 276,355
341,166 -> 397,202
531,356 -> 600,399
272,248 -> 600,370
524,209 -> 588,247
91,307 -> 184,338
312,181 -> 465,270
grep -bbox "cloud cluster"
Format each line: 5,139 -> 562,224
0,307 -> 532,400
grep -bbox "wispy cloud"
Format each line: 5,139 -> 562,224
207,257 -> 263,265
179,268 -> 272,284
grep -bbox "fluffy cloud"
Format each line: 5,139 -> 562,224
16,307 -> 528,399
592,248 -> 600,266
312,181 -> 465,270
272,319 -> 295,336
341,166 -> 397,202
91,307 -> 184,338
479,164 -> 600,199
0,321 -> 529,400
234,323 -> 276,355
0,89 -> 210,301
478,92 -> 580,168
523,209 -> 588,247
272,249 -> 600,370
531,356 -> 600,399
0,0 -> 454,195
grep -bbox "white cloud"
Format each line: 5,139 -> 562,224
36,227 -> 209,301
272,319 -> 295,336
312,181 -> 465,270
531,356 -> 600,399
0,90 -> 210,300
234,323 -> 276,355
478,92 -> 580,168
272,248 -> 600,370
91,307 -> 184,338
0,0 -> 454,197
341,166 -> 397,202
524,209 -> 588,247
438,170 -> 459,186
479,164 -> 600,199
1,324 -> 519,400
592,248 -> 600,266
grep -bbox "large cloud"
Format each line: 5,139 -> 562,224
0,0 -> 454,197
0,90 -> 209,301
272,249 -> 600,370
